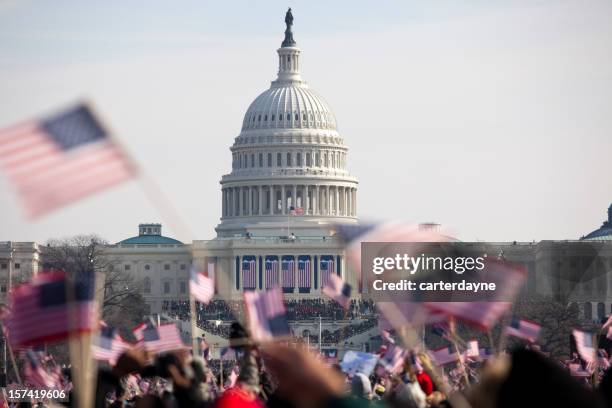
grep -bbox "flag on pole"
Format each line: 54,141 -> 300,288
6,270 -> 97,347
92,322 -> 131,365
322,274 -> 352,310
189,266 -> 214,304
573,329 -> 596,365
0,103 -> 136,218
431,345 -> 460,366
504,316 -> 541,343
381,329 -> 395,345
220,347 -> 236,361
139,322 -> 186,354
243,287 -> 290,341
379,343 -> 407,374
23,350 -> 60,389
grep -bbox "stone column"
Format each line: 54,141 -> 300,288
238,255 -> 243,291
326,186 -> 330,215
335,186 -> 339,215
269,185 -> 274,215
310,255 -> 315,292
315,185 -> 319,215
232,188 -> 237,216
258,186 -> 263,215
353,188 -> 357,216
293,185 -> 297,209
248,187 -> 252,215
237,187 -> 242,216
281,185 -> 286,215
305,185 -> 310,214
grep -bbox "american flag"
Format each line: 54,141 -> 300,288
6,270 -> 97,347
281,259 -> 295,289
265,259 -> 280,289
377,302 -> 445,333
381,329 -> 395,345
297,258 -> 311,288
504,316 -> 541,343
242,259 -> 256,290
220,347 -> 236,361
568,363 -> 591,377
424,261 -> 526,330
321,259 -> 334,288
92,322 -> 131,365
431,345 -> 460,366
573,329 -> 596,365
139,322 -> 187,354
23,350 -> 61,389
0,104 -> 136,218
190,266 -> 214,304
289,206 -> 304,216
227,368 -> 239,388
379,343 -> 407,374
322,274 -> 351,310
479,347 -> 494,360
603,315 -> 612,340
243,287 -> 290,341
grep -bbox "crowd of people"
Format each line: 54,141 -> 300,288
305,318 -> 379,345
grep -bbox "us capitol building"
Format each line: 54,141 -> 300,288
1,10 -> 612,351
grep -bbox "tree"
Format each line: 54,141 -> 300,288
42,235 -> 147,332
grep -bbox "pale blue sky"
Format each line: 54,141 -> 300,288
0,0 -> 611,243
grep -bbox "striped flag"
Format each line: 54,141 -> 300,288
190,266 -> 214,304
321,259 -> 334,288
243,287 -> 290,341
289,206 -> 304,216
379,343 -> 407,374
381,329 -> 395,345
242,259 -> 256,290
431,345 -> 460,366
6,270 -> 97,347
0,103 -> 136,218
573,329 -> 596,365
220,347 -> 236,361
265,259 -> 280,289
92,322 -> 131,365
139,322 -> 187,354
568,363 -> 591,377
23,350 -> 60,389
322,274 -> 352,310
298,259 -> 311,288
281,259 -> 295,289
424,261 -> 526,330
504,316 -> 541,343
603,315 -> 612,340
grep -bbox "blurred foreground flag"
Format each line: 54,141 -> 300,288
379,343 -> 407,374
190,266 -> 214,304
23,350 -> 60,389
504,316 -> 541,343
431,345 -> 460,366
6,271 -> 96,347
0,103 -> 136,218
244,287 -> 290,341
322,273 -> 351,309
92,322 -> 131,365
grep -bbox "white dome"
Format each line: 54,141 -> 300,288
241,84 -> 337,132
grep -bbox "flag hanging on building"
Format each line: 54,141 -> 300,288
504,316 -> 541,343
139,322 -> 187,354
6,270 -> 97,347
190,266 -> 214,304
0,103 -> 136,218
243,287 -> 290,341
242,259 -> 256,290
281,259 -> 295,289
431,345 -> 460,366
289,206 -> 304,216
322,274 -> 351,310
265,259 -> 280,289
92,322 -> 131,365
573,329 -> 596,364
321,259 -> 334,288
297,258 -> 311,288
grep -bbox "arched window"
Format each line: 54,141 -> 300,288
271,114 -> 275,121
258,115 -> 261,122
258,153 -> 263,167
250,154 -> 254,167
297,153 -> 302,166
287,152 -> 292,167
264,115 -> 268,121
267,153 -> 272,167
277,153 -> 282,167
295,113 -> 299,121
306,153 -> 311,167
287,113 -> 290,121
143,277 -> 151,294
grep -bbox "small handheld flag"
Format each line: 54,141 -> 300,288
322,274 -> 352,310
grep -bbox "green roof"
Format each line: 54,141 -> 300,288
118,235 -> 182,245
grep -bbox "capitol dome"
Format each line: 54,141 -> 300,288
581,204 -> 612,241
216,9 -> 358,236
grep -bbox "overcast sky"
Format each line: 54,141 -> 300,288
0,0 -> 610,244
